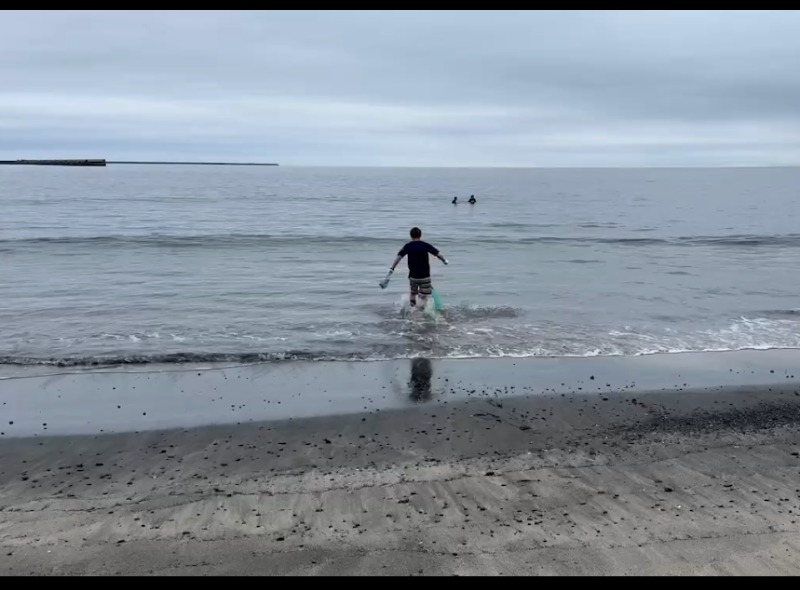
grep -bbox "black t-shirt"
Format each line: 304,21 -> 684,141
398,240 -> 439,278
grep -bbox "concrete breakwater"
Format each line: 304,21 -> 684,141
0,159 -> 106,166
0,160 -> 280,167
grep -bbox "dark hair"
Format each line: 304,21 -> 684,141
410,227 -> 422,239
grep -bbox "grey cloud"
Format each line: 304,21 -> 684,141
1,10 -> 799,166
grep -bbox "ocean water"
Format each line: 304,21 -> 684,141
2,165 -> 800,370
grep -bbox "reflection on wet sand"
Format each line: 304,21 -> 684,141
409,358 -> 433,402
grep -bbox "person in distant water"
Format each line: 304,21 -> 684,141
385,227 -> 448,307
468,194 -> 477,204
452,196 -> 458,205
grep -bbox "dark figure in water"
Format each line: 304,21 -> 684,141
384,227 -> 448,307
452,196 -> 458,205
468,195 -> 477,204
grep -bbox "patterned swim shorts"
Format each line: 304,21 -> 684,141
409,277 -> 433,296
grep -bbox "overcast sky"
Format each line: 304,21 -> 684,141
1,10 -> 799,167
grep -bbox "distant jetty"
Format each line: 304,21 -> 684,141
108,161 -> 279,166
0,159 -> 279,167
0,159 -> 107,167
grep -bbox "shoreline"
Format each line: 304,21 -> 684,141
2,350 -> 800,574
1,381 -> 800,574
2,348 -> 800,438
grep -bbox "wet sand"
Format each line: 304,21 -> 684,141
3,349 -> 799,437
1,354 -> 800,575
